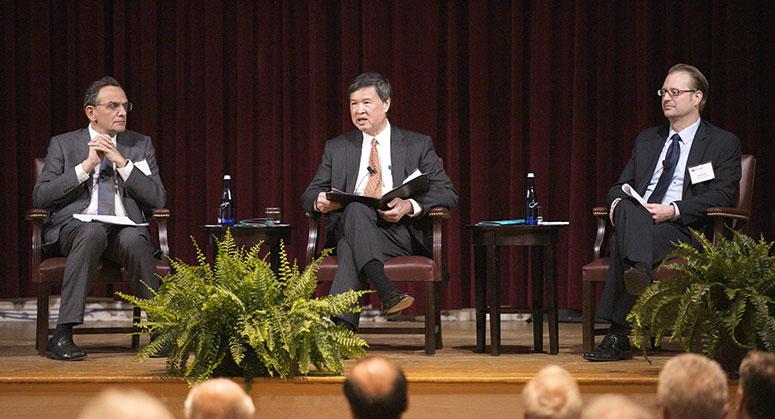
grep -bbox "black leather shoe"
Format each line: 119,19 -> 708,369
382,292 -> 415,316
46,336 -> 87,361
624,266 -> 652,296
583,334 -> 633,362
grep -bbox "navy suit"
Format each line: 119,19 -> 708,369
597,120 -> 741,325
302,126 -> 458,326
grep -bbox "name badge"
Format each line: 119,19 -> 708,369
688,162 -> 715,184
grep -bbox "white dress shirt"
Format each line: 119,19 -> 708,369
75,124 -> 135,216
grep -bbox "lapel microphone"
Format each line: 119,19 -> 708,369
354,166 -> 377,193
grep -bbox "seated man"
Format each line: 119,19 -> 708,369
584,64 -> 741,361
344,355 -> 408,419
735,351 -> 775,419
33,76 -> 167,360
657,353 -> 729,419
301,72 -> 458,330
522,365 -> 582,419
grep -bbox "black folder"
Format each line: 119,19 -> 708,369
326,173 -> 430,211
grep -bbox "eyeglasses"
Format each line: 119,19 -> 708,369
657,88 -> 697,98
94,101 -> 133,112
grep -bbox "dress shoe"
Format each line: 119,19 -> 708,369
46,335 -> 87,361
623,266 -> 652,296
382,292 -> 415,316
583,334 -> 633,362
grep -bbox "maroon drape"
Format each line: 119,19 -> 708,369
3,1 -> 773,314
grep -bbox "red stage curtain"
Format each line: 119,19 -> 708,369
2,1 -> 773,314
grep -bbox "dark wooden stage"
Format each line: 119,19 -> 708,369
0,317 -> 714,418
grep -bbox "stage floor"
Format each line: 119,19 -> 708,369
0,318 -> 681,418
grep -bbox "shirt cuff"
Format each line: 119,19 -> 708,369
670,202 -> 681,220
116,160 -> 134,181
75,164 -> 90,184
408,199 -> 422,217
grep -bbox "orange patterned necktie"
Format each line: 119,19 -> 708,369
363,138 -> 382,197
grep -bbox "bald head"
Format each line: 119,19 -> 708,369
78,388 -> 173,419
581,394 -> 650,419
344,356 -> 407,419
184,378 -> 255,419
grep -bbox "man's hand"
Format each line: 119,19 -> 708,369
378,198 -> 414,223
644,203 -> 675,224
87,134 -> 128,168
315,192 -> 342,213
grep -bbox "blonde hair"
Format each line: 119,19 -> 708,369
522,365 -> 582,419
78,388 -> 173,419
581,394 -> 650,419
658,353 -> 728,419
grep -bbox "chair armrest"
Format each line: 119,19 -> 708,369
591,206 -> 609,260
429,207 -> 450,282
306,212 -> 321,268
150,208 -> 171,258
707,207 -> 750,244
26,208 -> 49,278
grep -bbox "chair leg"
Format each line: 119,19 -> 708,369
582,279 -> 596,353
435,284 -> 442,350
424,282 -> 436,355
131,306 -> 141,350
36,282 -> 50,356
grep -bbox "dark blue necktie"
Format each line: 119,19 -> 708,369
97,157 -> 115,215
648,134 -> 681,204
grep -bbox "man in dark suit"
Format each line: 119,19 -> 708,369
583,64 -> 741,361
33,76 -> 167,360
302,72 -> 458,331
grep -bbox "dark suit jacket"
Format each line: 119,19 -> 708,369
301,126 -> 458,255
32,128 -> 167,247
606,120 -> 741,237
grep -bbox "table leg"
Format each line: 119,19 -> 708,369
488,245 -> 500,356
474,245 -> 486,353
531,246 -> 544,353
547,239 -> 559,354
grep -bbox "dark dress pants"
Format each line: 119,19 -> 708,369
55,220 -> 159,325
597,199 -> 695,326
329,203 -> 414,328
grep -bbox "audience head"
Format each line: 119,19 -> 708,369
581,394 -> 651,419
736,351 -> 775,419
658,353 -> 728,419
522,365 -> 582,419
344,355 -> 408,419
184,378 -> 255,419
78,388 -> 173,419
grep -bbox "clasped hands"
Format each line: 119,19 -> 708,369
82,134 -> 128,173
609,202 -> 675,225
315,192 -> 414,223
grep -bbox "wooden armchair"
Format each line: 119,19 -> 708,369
581,154 -> 756,352
27,158 -> 171,356
305,207 -> 450,355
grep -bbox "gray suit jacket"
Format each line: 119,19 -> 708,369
301,126 -> 458,254
606,120 -> 741,237
32,127 -> 167,247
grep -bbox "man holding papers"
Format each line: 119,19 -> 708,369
302,72 -> 457,331
583,64 -> 741,362
33,76 -> 167,360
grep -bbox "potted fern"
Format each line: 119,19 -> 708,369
627,229 -> 775,374
118,230 -> 368,384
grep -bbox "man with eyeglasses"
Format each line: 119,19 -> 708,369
33,76 -> 166,360
583,64 -> 741,362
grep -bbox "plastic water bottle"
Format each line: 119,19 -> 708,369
525,173 -> 539,225
218,175 -> 235,226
